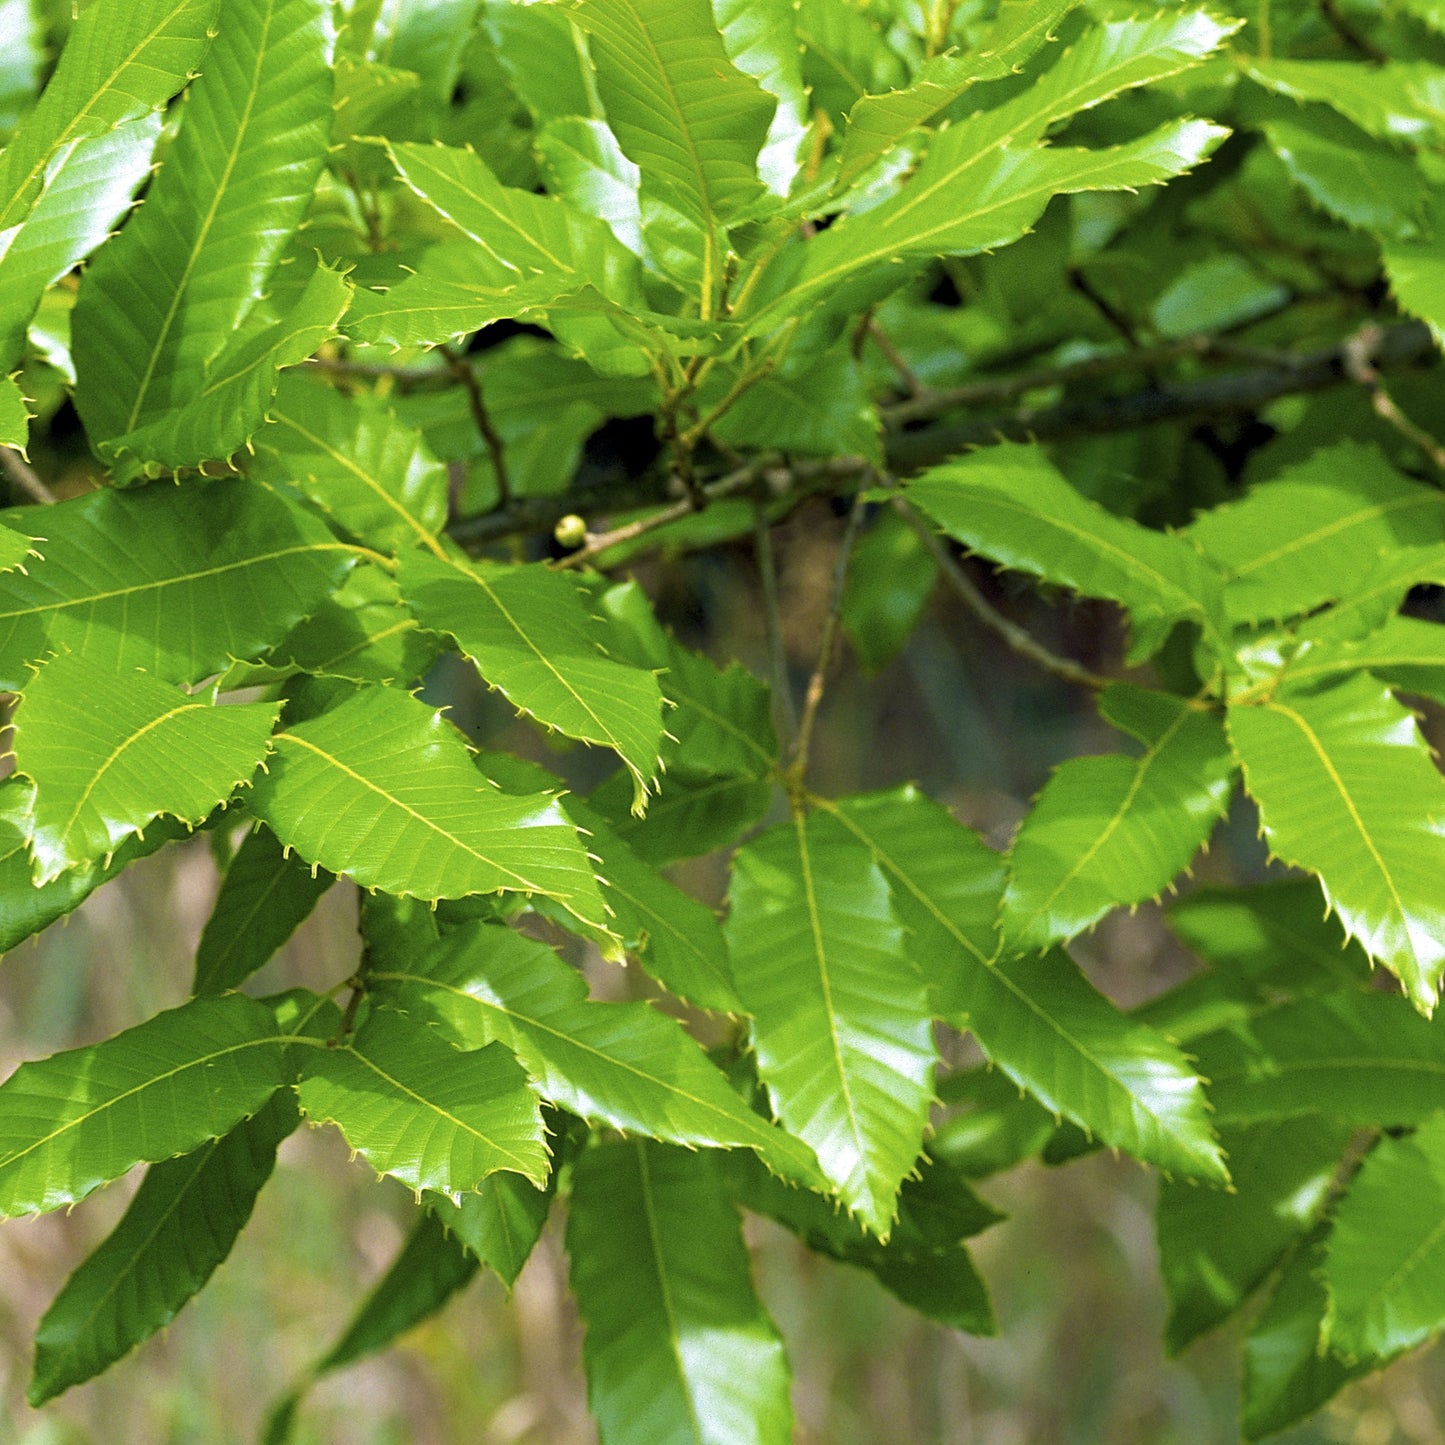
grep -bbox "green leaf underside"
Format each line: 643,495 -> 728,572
572,0 -> 775,295
1186,443 -> 1445,624
746,118 -> 1228,333
1244,1236 -> 1362,1441
729,1149 -> 998,1334
295,1007 -> 548,1196
835,0 -> 1074,187
0,477 -> 355,691
1325,1111 -> 1445,1363
1157,1118 -> 1349,1355
253,372 -> 449,556
1227,674 -> 1445,1013
29,1091 -> 298,1404
567,1139 -> 793,1445
430,1168 -> 553,1289
368,921 -> 821,1187
725,811 -> 936,1236
13,653 -> 280,883
0,113 -> 162,368
1198,993 -> 1445,1127
0,0 -> 216,237
1001,684 -> 1234,949
400,550 -> 664,812
72,0 -> 334,451
570,802 -> 740,1013
0,993 -> 284,1217
193,824 -> 334,995
906,443 -> 1227,661
247,685 -> 611,936
822,788 -> 1227,1181
0,777 -> 186,954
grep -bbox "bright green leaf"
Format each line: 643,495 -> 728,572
12,653 -> 280,883
248,684 -> 612,936
1001,684 -> 1235,950
567,1138 -> 793,1445
725,811 -> 935,1235
368,920 -> 821,1186
295,1006 -> 548,1195
399,550 -> 665,812
29,1091 -> 298,1404
1227,674 -> 1445,1013
0,993 -> 285,1217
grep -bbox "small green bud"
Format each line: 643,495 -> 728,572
554,513 -> 588,549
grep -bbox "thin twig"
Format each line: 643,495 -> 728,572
866,319 -> 924,397
792,492 -> 868,779
894,498 -> 1111,692
1342,324 -> 1445,475
678,359 -> 777,450
439,343 -> 511,510
1319,0 -> 1388,61
0,447 -> 55,504
755,506 -> 799,749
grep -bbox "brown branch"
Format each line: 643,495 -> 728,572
0,447 -> 56,505
446,320 -> 1437,554
439,343 -> 511,510
791,492 -> 868,778
894,499 -> 1111,692
1341,324 -> 1445,475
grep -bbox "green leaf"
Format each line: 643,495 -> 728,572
1165,880 -> 1372,994
745,118 -> 1229,334
725,811 -> 935,1235
0,0 -> 215,237
1284,615 -> 1445,706
252,564 -> 440,688
713,0 -> 809,196
430,1168 -> 553,1289
1000,685 -> 1234,950
0,113 -> 162,368
592,766 -> 773,867
840,508 -> 938,674
707,347 -> 880,462
571,0 -> 776,298
820,787 -> 1228,1182
1157,1119 -> 1349,1355
295,1006 -> 548,1196
11,653 -> 280,883
0,475 -> 356,691
398,550 -> 664,812
310,1207 -> 478,1377
1244,1235 -> 1362,1442
1185,442 -> 1445,625
28,1091 -> 298,1405
248,684 -> 611,937
252,372 -> 449,557
0,373 -> 28,449
1243,57 -> 1436,144
385,140 -> 643,308
796,0 -> 907,127
1150,254 -> 1289,339
1261,112 -> 1425,241
567,1138 -> 793,1445
1198,993 -> 1445,1127
72,0 -> 334,456
1324,1111 -> 1445,1363
368,920 -> 821,1186
835,0 -> 1076,188
568,800 -> 740,1013
905,443 -> 1227,662
728,1149 -> 999,1333
0,778 -> 185,955
0,993 -> 285,1217
0,0 -> 40,135
0,519 -> 39,574
193,824 -> 334,996
1227,675 -> 1445,1013
103,255 -> 352,472
599,578 -> 778,779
